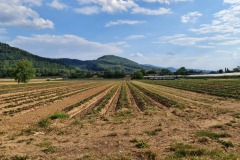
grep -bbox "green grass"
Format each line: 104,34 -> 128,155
197,130 -> 230,140
142,151 -> 157,160
130,138 -> 139,143
232,113 -> 240,119
37,141 -> 56,153
135,141 -> 149,148
11,155 -> 28,160
219,140 -> 234,148
197,130 -> 233,148
38,118 -> 50,128
49,112 -> 69,120
165,143 -> 238,160
114,110 -> 133,121
38,112 -> 69,128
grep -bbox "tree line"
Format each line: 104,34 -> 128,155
3,59 -> 240,83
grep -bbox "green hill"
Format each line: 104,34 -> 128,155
0,42 -> 159,78
58,55 -> 148,73
95,55 -> 143,72
0,43 -> 75,77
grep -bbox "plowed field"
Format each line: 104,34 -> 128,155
0,80 -> 240,160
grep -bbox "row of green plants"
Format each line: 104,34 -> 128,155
2,82 -> 100,109
3,83 -> 105,115
0,81 -> 95,103
141,79 -> 240,99
132,82 -> 184,108
116,82 -> 130,110
62,85 -> 114,113
127,82 -> 153,111
0,81 -> 70,95
93,84 -> 120,113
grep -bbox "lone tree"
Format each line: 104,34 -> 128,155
175,67 -> 188,75
13,60 -> 36,83
132,71 -> 143,79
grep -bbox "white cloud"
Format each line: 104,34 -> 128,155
77,0 -> 137,13
181,11 -> 202,23
224,0 -> 240,4
0,28 -> 7,34
143,0 -> 193,4
22,0 -> 42,6
47,0 -> 68,10
130,52 -> 144,57
76,0 -> 171,15
131,6 -> 171,15
125,35 -> 146,40
156,34 -> 238,46
197,45 -> 215,49
74,6 -> 100,15
190,3 -> 240,34
3,0 -> 43,6
105,20 -> 146,27
232,51 -> 240,60
0,1 -> 53,29
112,41 -> 130,48
9,34 -> 123,60
130,52 -> 239,70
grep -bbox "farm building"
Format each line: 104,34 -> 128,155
144,76 -> 176,80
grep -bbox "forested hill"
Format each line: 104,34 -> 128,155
0,43 -> 75,77
95,55 -> 143,72
58,55 -> 148,73
0,42 -> 159,78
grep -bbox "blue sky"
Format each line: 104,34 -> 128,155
0,0 -> 240,70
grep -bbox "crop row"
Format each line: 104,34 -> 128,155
2,83 -> 106,115
62,84 -> 115,113
116,82 -> 130,110
140,79 -> 240,99
127,82 -> 153,111
0,82 -> 69,95
132,82 -> 184,108
0,82 -> 100,108
0,80 -> 96,96
93,84 -> 120,113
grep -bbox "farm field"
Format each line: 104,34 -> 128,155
141,79 -> 240,99
0,79 -> 240,160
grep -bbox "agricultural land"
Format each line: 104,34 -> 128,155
0,79 -> 240,160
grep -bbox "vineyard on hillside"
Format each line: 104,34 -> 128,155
0,79 -> 240,159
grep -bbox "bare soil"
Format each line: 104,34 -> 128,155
0,80 -> 240,160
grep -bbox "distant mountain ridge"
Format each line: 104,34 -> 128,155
0,42 -> 158,76
0,42 -> 74,77
57,55 -> 147,73
142,64 -> 177,72
0,42 -> 211,77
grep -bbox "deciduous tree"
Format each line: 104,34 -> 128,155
13,60 -> 36,83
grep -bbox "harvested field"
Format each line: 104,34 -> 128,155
0,79 -> 240,160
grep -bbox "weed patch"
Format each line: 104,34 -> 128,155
136,141 -> 149,148
144,128 -> 162,136
11,155 -> 28,160
37,141 -> 56,153
166,143 -> 238,160
49,112 -> 69,120
38,118 -> 50,128
197,130 -> 233,148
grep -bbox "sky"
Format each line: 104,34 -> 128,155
0,0 -> 240,70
